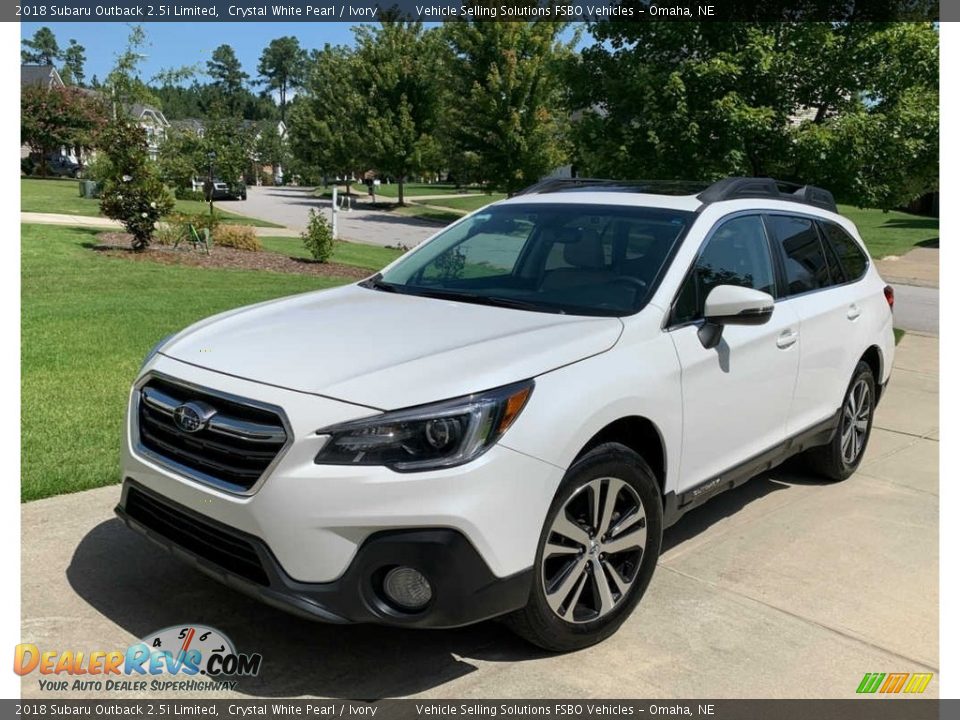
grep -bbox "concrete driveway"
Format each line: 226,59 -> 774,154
218,186 -> 440,248
20,334 -> 938,700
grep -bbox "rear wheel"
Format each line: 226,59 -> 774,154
505,443 -> 662,652
804,361 -> 876,481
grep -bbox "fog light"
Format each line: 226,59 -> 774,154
382,566 -> 433,611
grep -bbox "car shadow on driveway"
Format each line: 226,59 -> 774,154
66,464 -> 829,699
66,518 -> 550,699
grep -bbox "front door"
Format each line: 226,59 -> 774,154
668,214 -> 800,492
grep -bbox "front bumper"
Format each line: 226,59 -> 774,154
116,480 -> 533,628
120,356 -> 561,626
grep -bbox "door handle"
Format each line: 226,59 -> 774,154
777,329 -> 799,349
847,304 -> 861,320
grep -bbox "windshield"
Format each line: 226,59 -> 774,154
373,203 -> 693,316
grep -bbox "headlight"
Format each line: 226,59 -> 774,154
139,333 -> 174,372
314,380 -> 534,471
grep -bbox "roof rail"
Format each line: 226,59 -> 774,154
514,175 -> 838,213
698,177 -> 837,213
515,177 -> 710,197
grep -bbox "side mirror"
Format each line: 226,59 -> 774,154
698,285 -> 775,349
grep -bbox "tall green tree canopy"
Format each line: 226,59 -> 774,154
207,44 -> 249,113
22,27 -> 60,65
354,22 -> 444,204
257,36 -> 306,121
60,40 -> 87,86
288,44 -> 365,187
570,22 -> 938,208
443,22 -> 574,194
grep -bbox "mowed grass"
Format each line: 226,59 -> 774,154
21,178 -> 284,228
837,204 -> 938,258
21,223 -> 358,502
421,193 -> 506,212
259,236 -> 405,269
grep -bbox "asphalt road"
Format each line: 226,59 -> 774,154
218,186 -> 440,248
892,283 -> 939,335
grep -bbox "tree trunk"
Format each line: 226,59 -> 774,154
398,177 -> 405,206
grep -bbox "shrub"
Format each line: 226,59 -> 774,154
152,223 -> 180,247
301,209 -> 335,262
98,120 -> 175,251
213,224 -> 262,252
174,187 -> 205,202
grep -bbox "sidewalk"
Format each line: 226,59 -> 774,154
876,246 -> 939,288
20,333 -> 938,699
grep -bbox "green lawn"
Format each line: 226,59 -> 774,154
837,204 -> 938,258
21,223 -> 356,502
21,178 -> 284,228
259,236 -> 404,269
420,193 -> 506,213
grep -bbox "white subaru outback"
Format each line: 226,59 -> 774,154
117,177 -> 895,651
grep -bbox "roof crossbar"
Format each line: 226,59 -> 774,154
697,177 -> 837,213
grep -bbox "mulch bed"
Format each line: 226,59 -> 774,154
90,232 -> 371,280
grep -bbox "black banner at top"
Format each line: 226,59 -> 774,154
7,0 -> 943,23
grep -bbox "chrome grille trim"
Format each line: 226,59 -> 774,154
133,372 -> 293,496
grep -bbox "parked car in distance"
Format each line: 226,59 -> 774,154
204,178 -> 247,201
26,154 -> 82,178
116,177 -> 895,651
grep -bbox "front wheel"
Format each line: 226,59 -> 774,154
505,443 -> 662,652
804,361 -> 876,481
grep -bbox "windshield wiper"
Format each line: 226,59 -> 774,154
360,274 -> 401,293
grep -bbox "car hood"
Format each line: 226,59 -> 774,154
160,284 -> 623,409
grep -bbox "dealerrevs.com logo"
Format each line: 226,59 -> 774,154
14,625 -> 262,693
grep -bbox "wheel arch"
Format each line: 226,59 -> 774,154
860,345 -> 884,388
573,416 -> 667,495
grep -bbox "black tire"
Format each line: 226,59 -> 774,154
505,442 -> 662,652
804,361 -> 876,481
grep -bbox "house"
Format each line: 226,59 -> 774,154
21,64 -> 65,90
21,64 -> 169,162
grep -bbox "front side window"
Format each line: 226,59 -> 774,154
768,215 -> 832,295
374,203 -> 693,316
820,222 -> 868,282
673,215 -> 776,324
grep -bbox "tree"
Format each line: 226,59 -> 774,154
354,22 -> 444,205
21,85 -> 108,174
288,45 -> 365,191
104,26 -> 159,114
98,120 -> 175,250
157,126 -> 205,190
570,22 -> 938,209
22,27 -> 60,65
203,101 -> 256,183
207,44 -> 249,113
60,40 -> 87,86
443,22 -> 573,194
257,37 -> 306,121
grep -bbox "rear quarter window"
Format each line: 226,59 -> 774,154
820,222 -> 869,282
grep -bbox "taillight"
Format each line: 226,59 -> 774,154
884,285 -> 895,310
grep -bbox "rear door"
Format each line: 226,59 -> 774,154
668,214 -> 801,492
765,214 -> 873,435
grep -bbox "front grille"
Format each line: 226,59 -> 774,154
125,485 -> 269,585
136,376 -> 288,492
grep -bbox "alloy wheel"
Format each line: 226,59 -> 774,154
841,378 -> 871,465
541,477 -> 646,623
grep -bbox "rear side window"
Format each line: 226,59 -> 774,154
767,215 -> 831,295
674,215 -> 775,323
820,222 -> 868,282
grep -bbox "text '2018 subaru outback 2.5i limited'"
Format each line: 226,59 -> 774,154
116,177 -> 895,651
